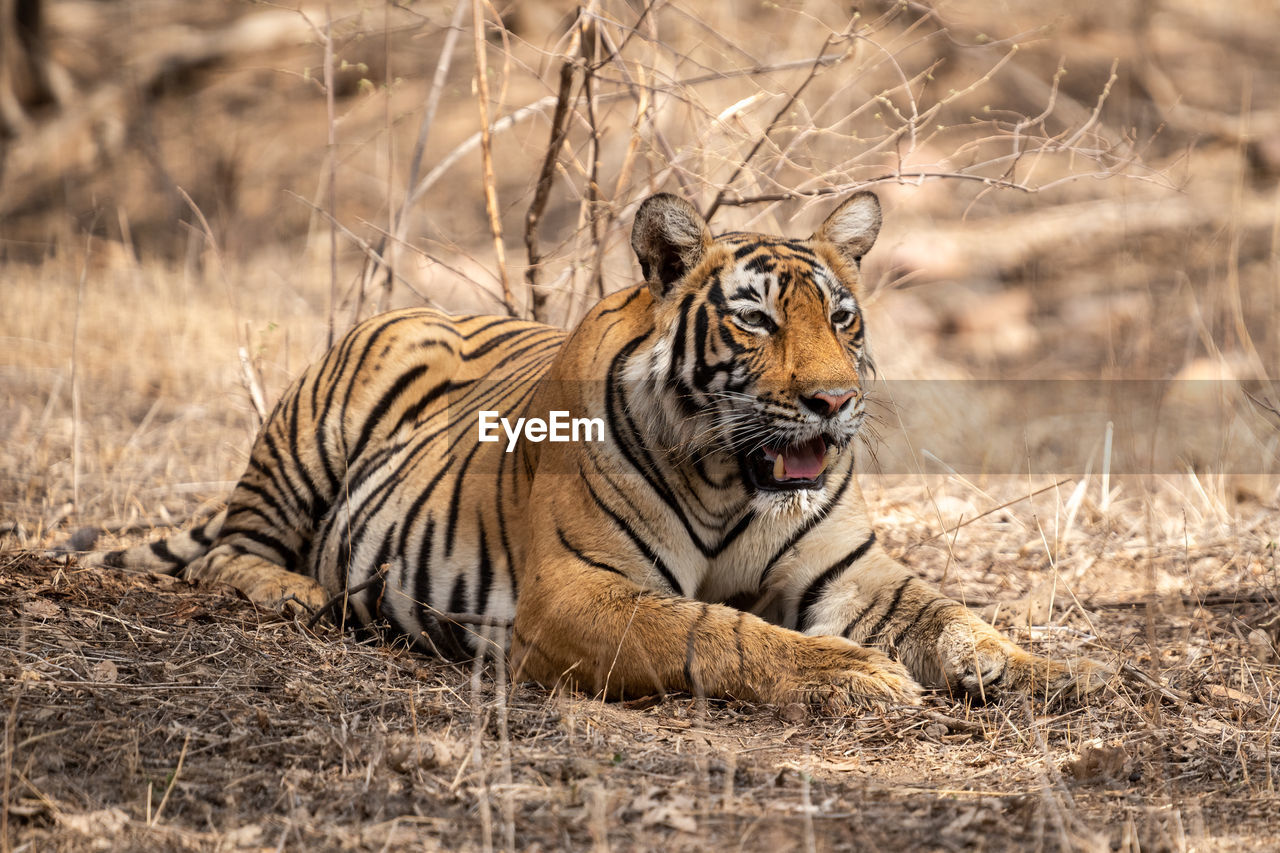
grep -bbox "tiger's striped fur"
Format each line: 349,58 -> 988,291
88,192 -> 1108,707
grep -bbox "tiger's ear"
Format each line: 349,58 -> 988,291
631,193 -> 713,299
812,191 -> 881,265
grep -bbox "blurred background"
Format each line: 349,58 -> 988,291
1,0 -> 1276,596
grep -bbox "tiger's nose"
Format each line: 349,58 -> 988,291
799,389 -> 859,417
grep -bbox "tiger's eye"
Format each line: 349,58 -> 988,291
738,309 -> 768,327
831,309 -> 853,327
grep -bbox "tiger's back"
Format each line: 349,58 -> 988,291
98,307 -> 565,655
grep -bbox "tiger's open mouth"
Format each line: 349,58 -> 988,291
741,435 -> 832,492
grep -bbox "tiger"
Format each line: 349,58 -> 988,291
86,191 -> 1109,709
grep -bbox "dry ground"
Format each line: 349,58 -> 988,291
3,0 -> 1280,850
2,520 -> 1277,851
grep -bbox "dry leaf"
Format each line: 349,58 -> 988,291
1203,683 -> 1260,705
90,660 -> 119,683
425,735 -> 465,769
223,822 -> 264,847
1064,743 -> 1131,783
1247,629 -> 1275,664
58,807 -> 129,837
630,788 -> 698,834
22,598 -> 61,620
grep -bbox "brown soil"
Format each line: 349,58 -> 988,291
3,536 -> 1278,851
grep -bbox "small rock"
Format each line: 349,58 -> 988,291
89,660 -> 119,683
1247,629 -> 1275,664
777,702 -> 808,724
21,598 -> 61,620
923,722 -> 949,739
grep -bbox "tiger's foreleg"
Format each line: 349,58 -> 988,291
801,550 -> 1110,701
510,568 -> 922,710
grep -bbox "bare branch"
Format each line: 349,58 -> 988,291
236,338 -> 268,427
702,31 -> 848,223
306,564 -> 391,629
525,51 -> 580,323
323,5 -> 338,347
373,0 -> 469,309
472,0 -> 515,316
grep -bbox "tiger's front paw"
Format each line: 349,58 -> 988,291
186,552 -> 330,616
939,627 -> 1111,701
784,636 -> 923,712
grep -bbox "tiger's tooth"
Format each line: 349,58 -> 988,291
773,453 -> 786,481
817,452 -> 829,475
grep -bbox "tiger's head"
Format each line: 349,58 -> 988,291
624,191 -> 882,510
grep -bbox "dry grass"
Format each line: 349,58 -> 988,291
2,0 -> 1279,849
1,537 -> 1277,851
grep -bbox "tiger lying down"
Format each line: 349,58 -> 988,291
87,191 -> 1109,709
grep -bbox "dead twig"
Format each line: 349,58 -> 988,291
899,706 -> 990,736
175,186 -> 261,421
435,611 -> 514,629
285,192 -> 442,309
399,55 -> 866,219
373,0 -> 470,313
322,4 -> 338,346
581,24 -> 607,300
237,325 -> 268,428
472,0 -> 515,316
909,479 -> 1070,550
1243,388 -> 1280,424
70,230 -> 91,516
148,733 -> 190,827
1118,662 -> 1193,706
715,172 -> 1043,207
702,30 -> 847,223
525,52 -> 580,323
306,566 -> 391,629
1,667 -> 20,853
1088,589 -> 1280,609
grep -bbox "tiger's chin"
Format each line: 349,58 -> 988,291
750,488 -> 825,517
